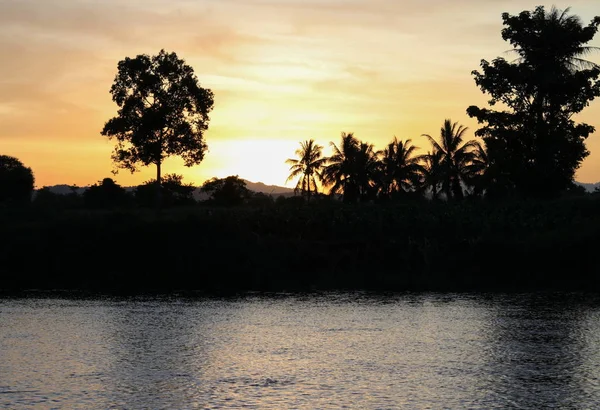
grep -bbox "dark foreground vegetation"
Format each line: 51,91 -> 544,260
2,196 -> 600,293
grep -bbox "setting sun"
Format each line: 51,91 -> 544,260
1,0 -> 599,188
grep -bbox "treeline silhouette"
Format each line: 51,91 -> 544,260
29,175 -> 296,210
284,122 -> 589,204
1,5 -> 600,293
2,146 -> 600,293
2,196 -> 600,293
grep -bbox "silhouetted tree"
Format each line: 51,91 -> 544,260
83,178 -> 131,209
462,142 -> 490,198
505,7 -> 600,71
101,49 -> 214,209
564,183 -> 588,197
422,120 -> 481,200
275,195 -> 287,206
376,137 -> 424,199
276,195 -> 306,206
135,174 -> 196,208
33,186 -> 82,209
355,141 -> 380,201
322,133 -> 359,202
467,6 -> 600,198
0,155 -> 35,205
419,150 -> 444,200
33,187 -> 59,208
322,132 -> 378,202
247,192 -> 275,207
201,175 -> 251,206
286,139 -> 327,201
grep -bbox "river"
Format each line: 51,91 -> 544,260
1,292 -> 600,409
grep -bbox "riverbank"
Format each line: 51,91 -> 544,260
3,197 -> 600,293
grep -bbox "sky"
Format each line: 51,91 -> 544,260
1,0 -> 599,188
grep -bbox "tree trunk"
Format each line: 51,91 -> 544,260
155,160 -> 162,214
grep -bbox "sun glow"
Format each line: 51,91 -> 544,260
1,0 -> 599,188
196,139 -> 304,188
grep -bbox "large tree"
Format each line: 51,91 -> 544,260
101,49 -> 214,208
0,155 -> 35,204
285,139 -> 327,200
467,6 -> 600,198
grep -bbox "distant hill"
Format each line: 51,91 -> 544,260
575,181 -> 600,193
37,180 -> 600,198
38,184 -> 88,195
37,179 -> 297,199
243,180 -> 295,195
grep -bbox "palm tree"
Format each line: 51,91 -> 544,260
322,132 -> 360,202
322,132 -> 379,202
422,119 -> 481,200
463,141 -> 517,199
356,141 -> 380,201
285,139 -> 327,201
463,141 -> 489,197
378,137 -> 425,199
419,149 -> 444,200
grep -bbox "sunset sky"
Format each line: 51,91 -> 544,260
1,0 -> 599,188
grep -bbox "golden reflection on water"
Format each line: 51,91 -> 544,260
1,293 -> 600,408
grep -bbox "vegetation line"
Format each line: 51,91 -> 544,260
1,6 -> 600,293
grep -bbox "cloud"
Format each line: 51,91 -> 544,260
0,0 -> 598,185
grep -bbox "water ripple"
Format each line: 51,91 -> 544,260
1,293 -> 600,408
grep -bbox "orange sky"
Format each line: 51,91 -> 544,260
1,0 -> 599,188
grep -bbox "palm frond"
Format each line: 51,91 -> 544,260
422,134 -> 444,154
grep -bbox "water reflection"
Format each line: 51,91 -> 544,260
1,293 -> 600,409
0,298 -> 114,408
102,298 -> 243,409
480,293 -> 600,408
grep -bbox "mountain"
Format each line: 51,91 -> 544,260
242,180 -> 295,195
37,179 -> 296,198
38,184 -> 87,195
575,181 -> 600,193
37,180 -> 600,198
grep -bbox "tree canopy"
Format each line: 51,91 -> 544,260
101,49 -> 214,207
0,155 -> 35,204
201,175 -> 251,206
467,6 -> 600,198
135,174 -> 196,208
83,178 -> 131,209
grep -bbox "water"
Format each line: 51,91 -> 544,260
1,293 -> 600,409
